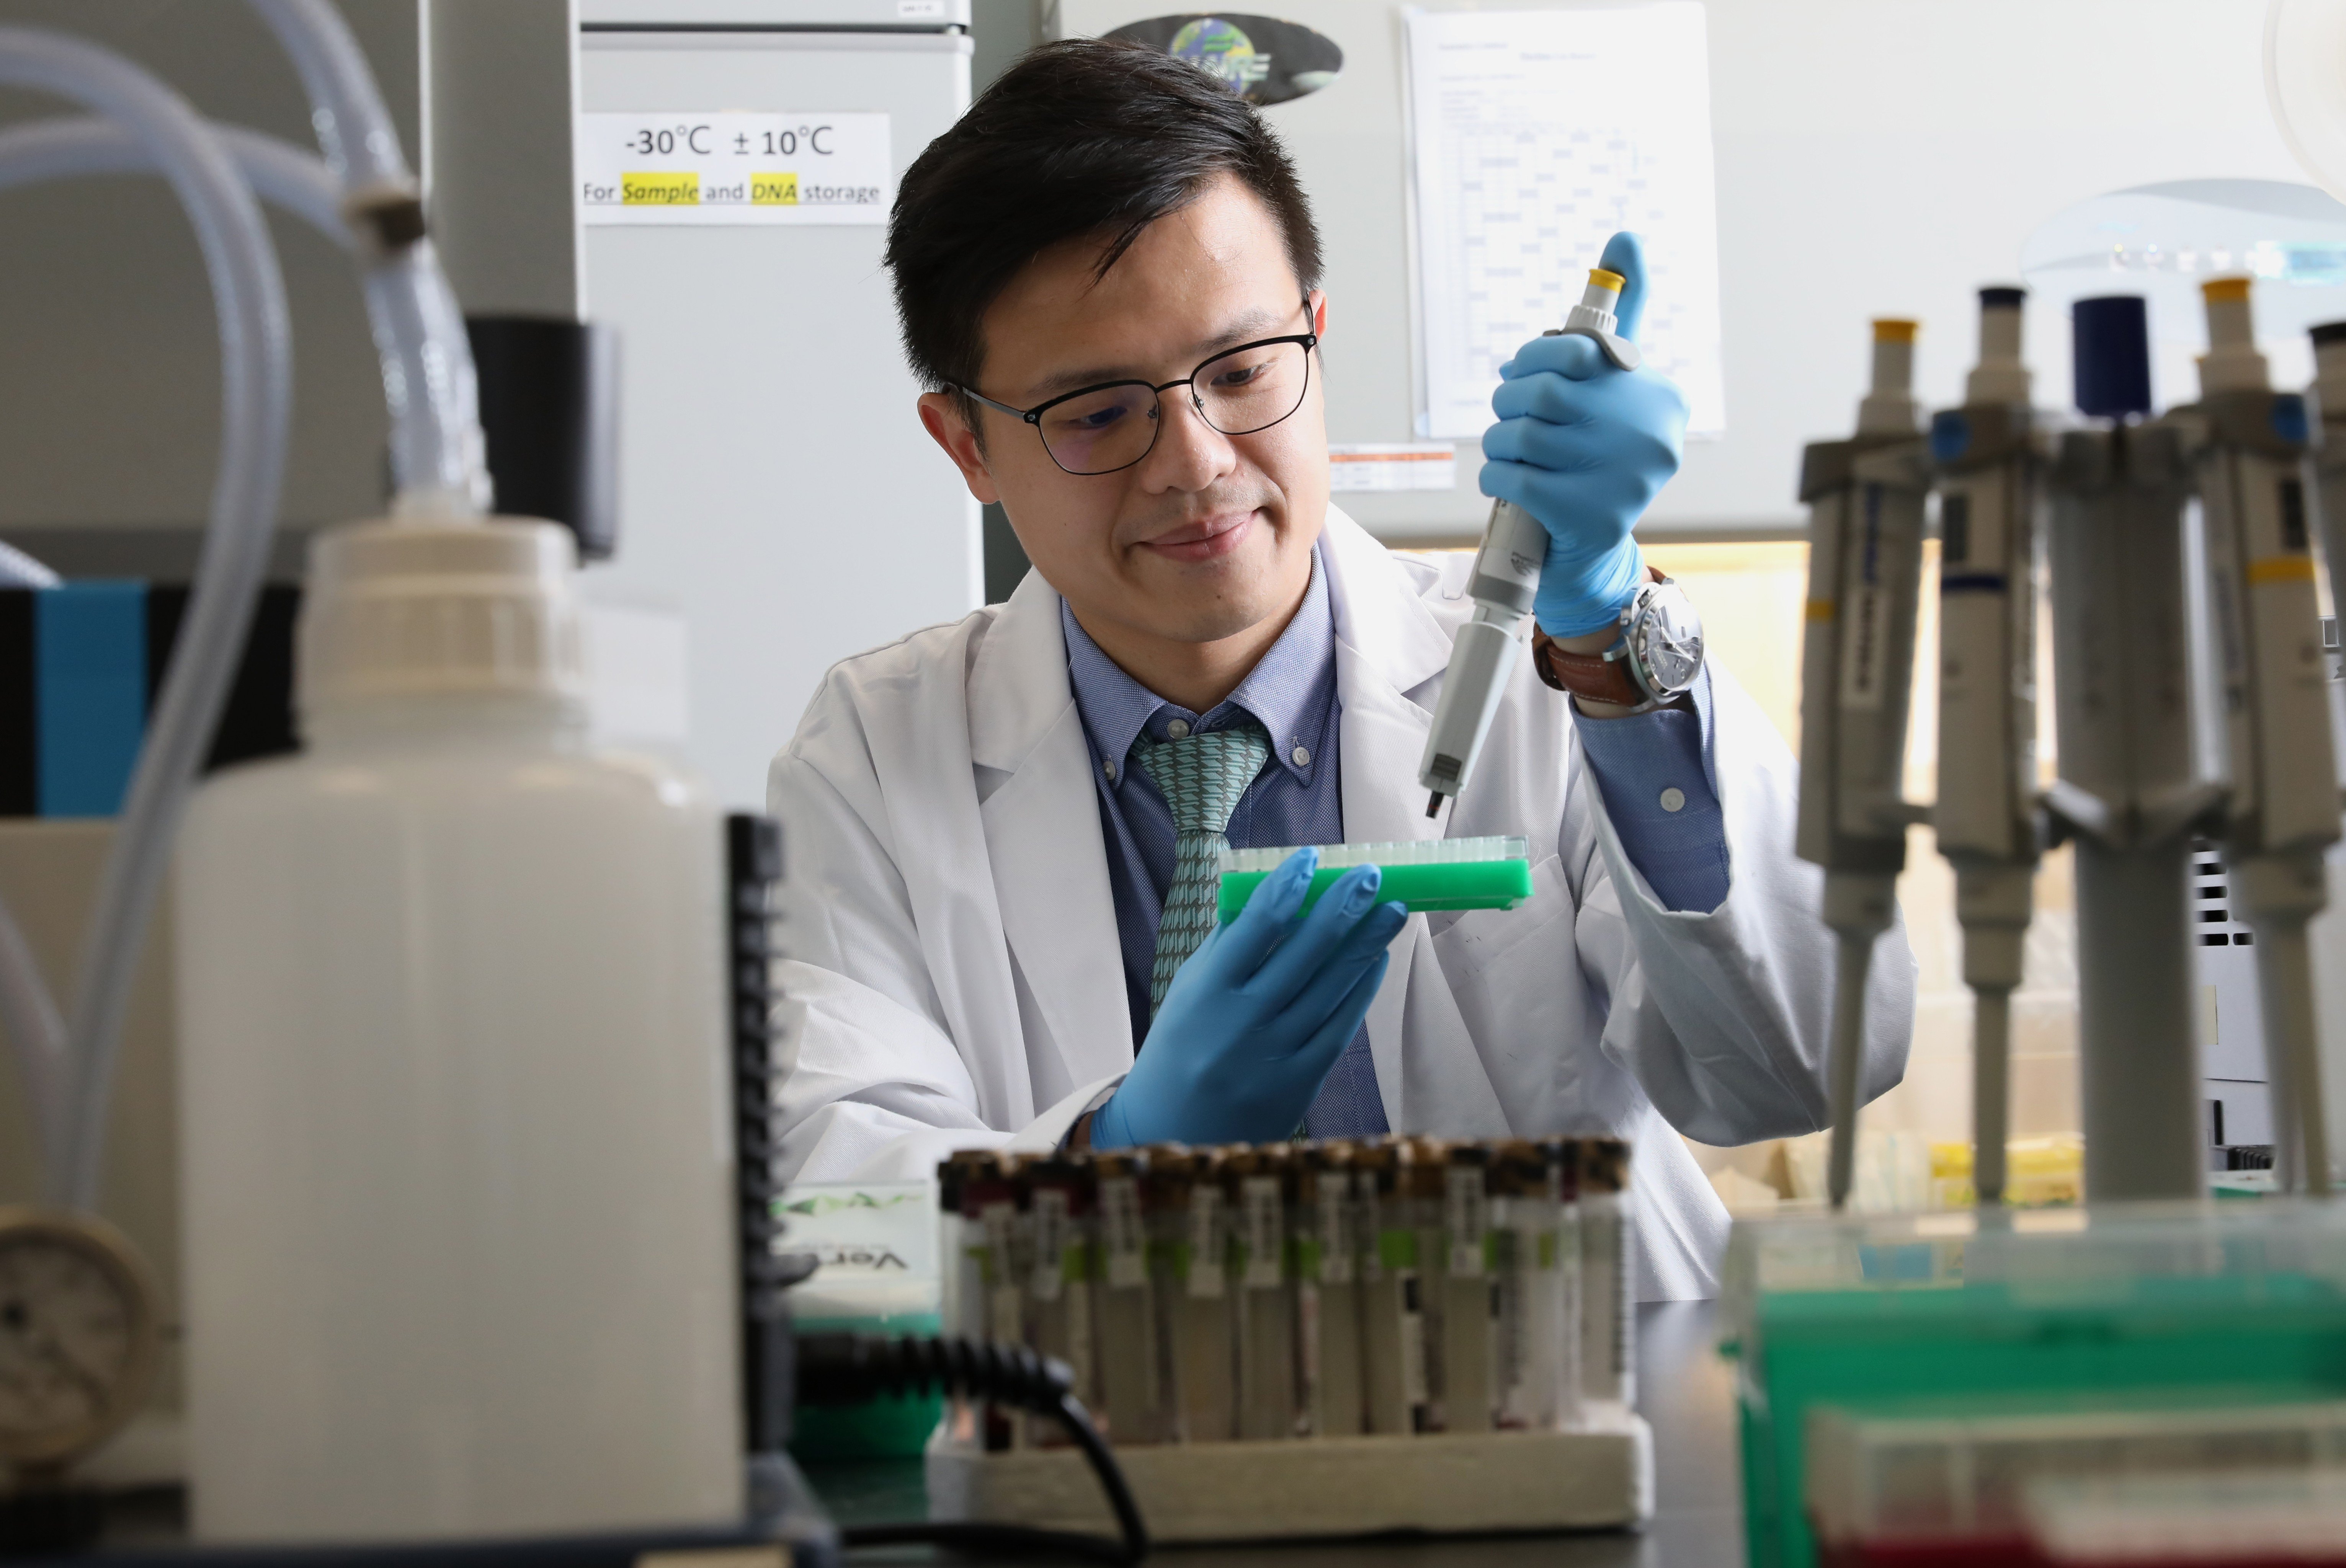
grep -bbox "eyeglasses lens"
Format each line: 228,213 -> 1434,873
1038,383 -> 1162,475
1194,339 -> 1310,437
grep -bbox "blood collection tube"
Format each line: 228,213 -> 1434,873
937,1151 -> 990,1444
1355,1140 -> 1426,1435
1151,1146 -> 1235,1442
1577,1139 -> 1635,1414
1090,1147 -> 1162,1444
969,1152 -> 1029,1449
1441,1142 -> 1496,1434
1405,1138 -> 1452,1432
1490,1140 -> 1563,1430
1545,1137 -> 1583,1423
1297,1142 -> 1365,1437
1024,1155 -> 1096,1447
1227,1144 -> 1299,1440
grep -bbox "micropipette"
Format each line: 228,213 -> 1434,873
1929,287 -> 2048,1208
1795,320 -> 1933,1210
2188,276 -> 2339,1195
1420,268 -> 1640,818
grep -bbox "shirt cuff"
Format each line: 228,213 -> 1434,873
1570,665 -> 1729,913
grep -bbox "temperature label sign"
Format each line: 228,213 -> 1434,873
578,112 -> 891,226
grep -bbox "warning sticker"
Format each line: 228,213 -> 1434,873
578,113 -> 891,227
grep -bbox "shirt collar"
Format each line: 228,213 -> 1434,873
1060,545 -> 1335,787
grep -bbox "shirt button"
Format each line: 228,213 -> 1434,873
1292,745 -> 1312,767
1104,759 -> 1118,781
1166,718 -> 1192,739
1659,786 -> 1686,813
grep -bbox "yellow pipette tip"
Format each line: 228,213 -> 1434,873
1587,268 -> 1626,293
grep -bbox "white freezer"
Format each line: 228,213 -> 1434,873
580,11 -> 980,806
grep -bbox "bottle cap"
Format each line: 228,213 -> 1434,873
1871,319 -> 1920,343
2071,295 -> 2153,418
299,517 -> 586,712
1978,286 -> 2026,309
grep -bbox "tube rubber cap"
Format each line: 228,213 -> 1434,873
2072,295 -> 2152,418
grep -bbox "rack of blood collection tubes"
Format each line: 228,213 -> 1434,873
924,1135 -> 1653,1542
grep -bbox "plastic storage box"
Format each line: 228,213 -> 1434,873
1722,1201 -> 2346,1568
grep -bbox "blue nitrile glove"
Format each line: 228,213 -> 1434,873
1480,230 -> 1691,638
1090,848 -> 1407,1149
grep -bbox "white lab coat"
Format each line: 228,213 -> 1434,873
767,506 -> 1913,1299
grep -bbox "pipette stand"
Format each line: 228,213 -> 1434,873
2043,418 -> 2211,1201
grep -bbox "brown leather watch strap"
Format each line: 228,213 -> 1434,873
1530,565 -> 1664,707
1532,631 -> 1643,705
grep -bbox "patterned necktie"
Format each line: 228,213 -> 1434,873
1130,719 -> 1272,1016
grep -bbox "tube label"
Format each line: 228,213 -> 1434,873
1185,1189 -> 1226,1299
1242,1176 -> 1284,1289
1316,1181 -> 1355,1284
1446,1167 -> 1489,1278
1101,1176 -> 1147,1289
1030,1187 -> 1068,1302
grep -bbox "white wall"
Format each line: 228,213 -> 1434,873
1060,0 -> 2307,540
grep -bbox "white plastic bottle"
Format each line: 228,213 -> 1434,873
174,519 -> 743,1542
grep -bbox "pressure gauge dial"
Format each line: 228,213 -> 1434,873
0,1207 -> 162,1470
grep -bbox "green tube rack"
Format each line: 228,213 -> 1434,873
1215,836 -> 1536,921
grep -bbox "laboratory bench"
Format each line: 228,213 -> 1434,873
51,1304 -> 1737,1566
802,1301 -> 1743,1566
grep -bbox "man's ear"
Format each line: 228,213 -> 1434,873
1309,288 -> 1327,341
918,392 -> 1002,505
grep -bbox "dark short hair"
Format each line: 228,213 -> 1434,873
885,38 -> 1323,406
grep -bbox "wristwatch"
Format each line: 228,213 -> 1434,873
1531,568 -> 1706,714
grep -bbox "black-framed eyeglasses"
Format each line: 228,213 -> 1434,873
956,312 -> 1319,476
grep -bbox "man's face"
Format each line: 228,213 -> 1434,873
918,175 -> 1329,650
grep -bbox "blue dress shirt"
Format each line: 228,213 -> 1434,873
1060,545 -> 1728,1139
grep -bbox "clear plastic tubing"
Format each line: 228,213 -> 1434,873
247,0 -> 488,517
0,116 -> 345,244
0,26 -> 292,1208
0,537 -> 60,587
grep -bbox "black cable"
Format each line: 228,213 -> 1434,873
793,1334 -> 1149,1564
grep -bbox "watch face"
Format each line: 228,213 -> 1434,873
1630,586 -> 1705,698
0,1209 -> 161,1467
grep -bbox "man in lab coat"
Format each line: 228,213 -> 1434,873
768,40 -> 1913,1298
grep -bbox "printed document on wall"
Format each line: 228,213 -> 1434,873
1407,5 -> 1724,440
